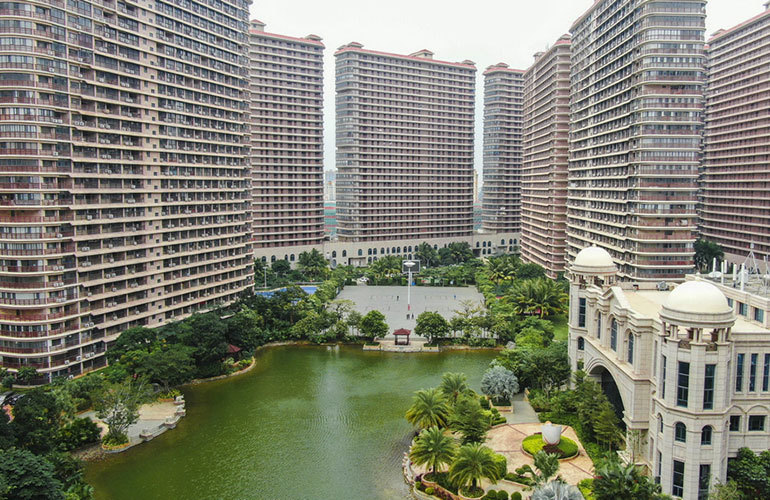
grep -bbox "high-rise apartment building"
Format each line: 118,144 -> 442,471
702,6 -> 770,262
335,44 -> 476,242
0,0 -> 253,383
482,63 -> 524,233
520,35 -> 571,279
249,20 -> 324,251
567,0 -> 706,282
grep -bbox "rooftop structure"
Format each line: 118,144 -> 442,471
334,43 -> 476,242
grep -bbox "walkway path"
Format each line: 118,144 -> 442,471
505,392 -> 539,424
82,400 -> 180,446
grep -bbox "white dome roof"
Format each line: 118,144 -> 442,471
663,280 -> 731,315
574,246 -> 614,268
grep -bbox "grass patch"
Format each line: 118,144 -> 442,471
550,314 -> 568,342
522,433 -> 578,459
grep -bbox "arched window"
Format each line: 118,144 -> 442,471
659,414 -> 664,433
675,422 -> 687,442
261,256 -> 266,262
596,313 -> 602,339
380,247 -> 385,254
627,333 -> 635,363
501,239 -> 505,245
283,254 -> 288,261
701,425 -> 713,445
392,247 -> 396,254
610,318 -> 618,351
577,337 -> 585,351
367,248 -> 372,255
358,249 -> 363,256
271,255 -> 276,262
290,254 -> 295,262
433,244 -> 438,250
332,250 -> 337,258
342,250 -> 347,257
476,242 -> 480,248
509,239 -> 513,245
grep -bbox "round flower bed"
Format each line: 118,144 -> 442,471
521,433 -> 578,459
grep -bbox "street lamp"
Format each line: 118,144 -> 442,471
404,261 -> 415,311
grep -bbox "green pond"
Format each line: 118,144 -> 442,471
85,345 -> 497,499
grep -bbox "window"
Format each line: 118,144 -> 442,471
675,422 -> 687,442
738,302 -> 748,316
701,426 -> 712,445
661,355 -> 667,399
698,464 -> 711,500
750,353 -> 758,392
677,361 -> 690,407
729,415 -> 741,432
659,414 -> 664,433
673,460 -> 685,497
627,334 -> 635,364
736,353 -> 745,392
727,298 -> 733,307
577,337 -> 585,351
754,307 -> 764,323
655,451 -> 662,484
596,313 -> 602,338
578,298 -> 586,328
764,354 -> 769,392
703,364 -> 715,410
748,415 -> 765,431
610,319 -> 617,351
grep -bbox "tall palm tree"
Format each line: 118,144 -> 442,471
449,443 -> 503,491
506,279 -> 567,318
439,372 -> 469,404
532,480 -> 585,500
405,388 -> 450,429
409,426 -> 457,476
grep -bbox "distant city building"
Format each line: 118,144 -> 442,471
0,0 -> 254,382
567,0 -> 706,282
324,170 -> 336,202
568,246 -> 770,500
520,35 -> 571,279
324,201 -> 337,238
334,43 -> 476,242
482,63 -> 524,233
702,6 -> 770,262
249,20 -> 325,251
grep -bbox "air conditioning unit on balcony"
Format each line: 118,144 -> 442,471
82,262 -> 91,267
75,355 -> 82,361
53,151 -> 59,156
82,246 -> 90,251
108,258 -> 114,263
64,359 -> 70,365
53,282 -> 61,287
107,243 -> 114,248
87,291 -> 92,296
107,214 -> 114,219
57,233 -> 63,238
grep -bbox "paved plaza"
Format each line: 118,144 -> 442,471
337,285 -> 484,337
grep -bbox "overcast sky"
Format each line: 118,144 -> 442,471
249,0 -> 764,176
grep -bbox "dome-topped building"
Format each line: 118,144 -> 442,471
572,246 -> 617,275
660,280 -> 735,328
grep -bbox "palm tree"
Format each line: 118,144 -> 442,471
405,388 -> 450,429
409,426 -> 457,476
439,372 -> 469,404
593,459 -> 665,500
532,480 -> 585,500
506,279 -> 567,318
449,443 -> 504,492
517,450 -> 560,487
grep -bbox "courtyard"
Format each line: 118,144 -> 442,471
336,285 -> 484,336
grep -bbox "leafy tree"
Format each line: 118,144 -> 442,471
449,443 -> 503,491
517,263 -> 547,281
515,327 -> 550,348
346,310 -> 362,336
450,395 -> 492,444
327,299 -> 354,323
107,326 -> 158,362
726,447 -> 770,498
0,448 -> 64,500
506,279 -> 567,318
414,311 -> 450,344
494,343 -> 569,395
176,313 -> 229,378
15,367 -> 38,386
439,372 -> 470,405
694,239 -> 724,272
415,242 -> 439,268
481,365 -> 519,405
10,389 -> 63,454
94,381 -> 149,445
405,388 -> 450,430
271,259 -> 291,277
136,345 -> 196,392
409,426 -> 456,476
297,249 -> 329,281
55,417 -> 101,452
359,310 -> 388,341
709,480 -> 742,500
226,307 -> 266,352
593,404 -> 623,450
0,408 -> 16,450
531,479 -> 585,500
593,458 -> 669,500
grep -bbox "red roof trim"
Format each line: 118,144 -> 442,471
333,46 -> 476,70
393,328 -> 411,335
709,8 -> 770,43
250,30 -> 325,48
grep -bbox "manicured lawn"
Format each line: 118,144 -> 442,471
521,433 -> 578,459
551,314 -> 568,342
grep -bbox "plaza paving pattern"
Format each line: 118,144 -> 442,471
337,285 -> 484,335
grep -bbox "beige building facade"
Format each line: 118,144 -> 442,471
567,0 -> 706,282
334,44 -> 476,242
0,0 -> 253,383
568,246 -> 770,500
520,35 -> 571,279
249,20 -> 325,251
482,63 -> 524,234
702,7 -> 770,263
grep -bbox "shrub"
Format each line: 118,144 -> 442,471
578,478 -> 595,500
157,388 -> 181,400
511,493 -> 522,500
483,490 -> 509,500
521,433 -> 578,459
56,417 -> 101,451
479,396 -> 491,410
506,471 -> 534,486
101,432 -> 128,447
425,487 -> 435,495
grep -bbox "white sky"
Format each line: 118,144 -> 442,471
249,0 -> 764,176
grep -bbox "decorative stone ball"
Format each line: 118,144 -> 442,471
541,421 -> 562,445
